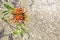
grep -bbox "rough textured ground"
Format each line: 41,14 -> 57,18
0,0 -> 60,40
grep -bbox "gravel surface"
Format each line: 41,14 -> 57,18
0,0 -> 60,40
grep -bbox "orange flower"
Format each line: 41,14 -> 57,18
16,7 -> 23,14
16,16 -> 23,22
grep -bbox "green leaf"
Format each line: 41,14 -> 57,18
13,30 -> 22,35
19,24 -> 26,30
2,10 -> 9,13
1,17 -> 7,22
2,11 -> 9,22
2,12 -> 9,17
20,30 -> 23,37
16,22 -> 27,32
3,3 -> 14,10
